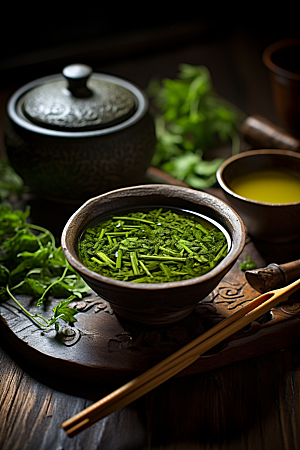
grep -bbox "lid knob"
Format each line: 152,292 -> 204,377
62,64 -> 93,98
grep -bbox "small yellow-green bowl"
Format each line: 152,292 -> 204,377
217,149 -> 300,243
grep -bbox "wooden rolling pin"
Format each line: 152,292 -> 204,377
245,259 -> 300,293
241,115 -> 300,152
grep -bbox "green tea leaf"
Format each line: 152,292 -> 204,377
79,208 -> 228,283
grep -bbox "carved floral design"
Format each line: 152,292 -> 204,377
195,280 -> 249,315
60,296 -> 114,346
59,278 -> 300,349
195,279 -> 276,329
278,303 -> 300,315
60,326 -> 81,347
69,296 -> 113,315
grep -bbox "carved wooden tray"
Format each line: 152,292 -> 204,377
1,237 -> 300,385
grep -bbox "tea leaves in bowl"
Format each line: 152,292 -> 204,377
78,208 -> 229,283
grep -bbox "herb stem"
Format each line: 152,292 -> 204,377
139,260 -> 153,277
106,232 -> 133,236
159,263 -> 171,279
96,251 -> 116,267
196,223 -> 210,234
159,246 -> 181,256
139,255 -> 186,262
116,249 -> 122,269
91,257 -> 106,265
6,283 -> 50,327
26,223 -> 56,248
213,244 -> 228,262
113,216 -> 156,225
130,252 -> 140,275
36,265 -> 69,307
9,280 -> 25,291
178,241 -> 193,254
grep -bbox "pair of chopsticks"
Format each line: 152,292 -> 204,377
62,278 -> 300,437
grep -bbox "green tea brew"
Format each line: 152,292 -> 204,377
78,208 -> 229,283
230,169 -> 300,203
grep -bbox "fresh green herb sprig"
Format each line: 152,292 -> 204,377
0,205 -> 90,331
79,208 -> 228,283
147,64 -> 245,189
239,255 -> 257,272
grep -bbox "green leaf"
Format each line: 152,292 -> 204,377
8,246 -> 52,286
52,298 -> 78,324
185,174 -> 216,190
1,229 -> 39,264
194,158 -> 224,177
162,152 -> 202,181
239,256 -> 257,271
16,277 -> 47,298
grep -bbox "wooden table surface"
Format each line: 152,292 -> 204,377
1,17 -> 300,450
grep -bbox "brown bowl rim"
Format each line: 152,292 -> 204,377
216,149 -> 300,206
61,184 -> 245,291
262,38 -> 300,82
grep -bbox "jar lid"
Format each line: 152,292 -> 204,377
21,64 -> 137,131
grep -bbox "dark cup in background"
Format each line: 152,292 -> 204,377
263,38 -> 300,138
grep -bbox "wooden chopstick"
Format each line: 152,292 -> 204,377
62,278 -> 300,437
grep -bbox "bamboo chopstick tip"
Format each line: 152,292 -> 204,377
61,417 -> 90,437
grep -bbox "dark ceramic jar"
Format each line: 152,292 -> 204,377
5,64 -> 156,203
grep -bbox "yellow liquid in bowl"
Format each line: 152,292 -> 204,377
229,169 -> 300,203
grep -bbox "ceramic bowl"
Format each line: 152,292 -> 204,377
61,184 -> 245,326
217,149 -> 300,243
5,64 -> 156,203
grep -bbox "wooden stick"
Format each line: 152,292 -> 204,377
62,278 -> 300,437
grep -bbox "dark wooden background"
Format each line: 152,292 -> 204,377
1,9 -> 300,450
